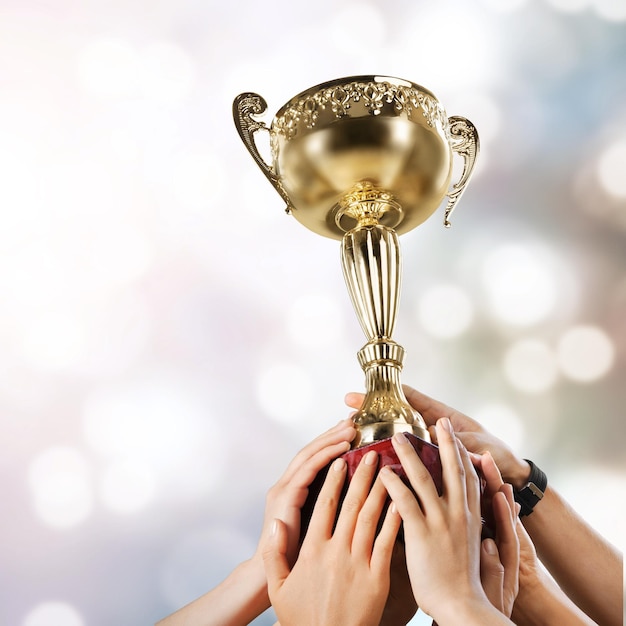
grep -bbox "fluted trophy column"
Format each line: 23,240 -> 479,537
341,216 -> 429,448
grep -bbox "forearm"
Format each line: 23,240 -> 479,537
512,571 -> 597,626
434,597 -> 515,626
523,486 -> 622,626
155,557 -> 269,626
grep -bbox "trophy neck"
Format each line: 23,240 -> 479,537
341,219 -> 430,449
352,356 -> 429,448
335,182 -> 403,232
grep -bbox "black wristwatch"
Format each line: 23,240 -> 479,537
514,459 -> 547,517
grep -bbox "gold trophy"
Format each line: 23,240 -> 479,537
233,75 -> 478,488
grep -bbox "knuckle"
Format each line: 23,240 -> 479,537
315,492 -> 339,512
340,494 -> 365,517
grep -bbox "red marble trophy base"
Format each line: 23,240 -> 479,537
300,433 -> 442,542
340,433 -> 443,494
300,433 -> 494,543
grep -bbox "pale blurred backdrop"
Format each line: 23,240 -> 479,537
0,0 -> 624,624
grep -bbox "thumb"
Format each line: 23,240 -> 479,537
480,538 -> 505,613
262,519 -> 291,596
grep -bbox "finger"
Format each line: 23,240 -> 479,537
306,457 -> 347,541
480,538 -> 505,612
435,418 -> 467,511
480,451 -> 504,499
263,519 -> 291,597
281,419 -> 355,483
379,463 -> 425,530
345,392 -> 364,410
457,437 -> 481,519
493,490 -> 520,612
403,385 -> 482,436
402,385 -> 454,425
391,432 -> 441,514
351,476 -> 389,557
334,450 -> 379,543
428,425 -> 437,444
370,497 -> 402,572
501,482 -> 516,517
283,439 -> 354,510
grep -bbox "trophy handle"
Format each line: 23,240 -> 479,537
443,116 -> 480,227
232,92 -> 293,212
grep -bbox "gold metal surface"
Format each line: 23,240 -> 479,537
233,75 -> 479,449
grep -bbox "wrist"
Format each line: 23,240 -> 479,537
434,595 -> 511,626
505,458 -> 531,491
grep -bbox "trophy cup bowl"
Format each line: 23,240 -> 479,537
233,75 -> 479,494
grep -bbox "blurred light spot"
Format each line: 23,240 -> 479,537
77,39 -> 139,98
504,339 -> 558,393
597,139 -> 626,198
417,284 -> 474,339
140,42 -> 196,104
479,0 -> 530,12
287,293 -> 343,349
472,404 -> 525,452
28,447 -> 94,529
256,363 -> 313,424
20,311 -> 87,371
482,243 -> 557,326
330,4 -> 387,56
100,458 -> 157,514
593,0 -> 626,20
545,0 -> 591,12
83,376 -> 217,471
23,602 -> 84,626
557,325 -> 615,382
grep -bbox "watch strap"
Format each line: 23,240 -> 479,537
514,459 -> 547,517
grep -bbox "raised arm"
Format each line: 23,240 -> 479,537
156,418 -> 356,626
347,386 -> 623,626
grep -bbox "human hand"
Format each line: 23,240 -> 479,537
510,517 -> 596,626
263,450 -> 401,626
378,419 -> 513,626
254,418 -> 356,568
475,452 -> 520,617
346,386 -> 530,489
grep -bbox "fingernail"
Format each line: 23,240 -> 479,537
483,538 -> 497,555
439,417 -> 453,434
333,457 -> 346,472
390,502 -> 398,514
515,503 -> 521,517
394,432 -> 409,445
363,450 -> 378,465
270,519 -> 278,537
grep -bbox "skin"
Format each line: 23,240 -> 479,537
378,419 -> 515,626
263,450 -> 402,626
475,451 -> 520,618
347,386 -> 623,626
155,418 -> 356,626
512,518 -> 597,626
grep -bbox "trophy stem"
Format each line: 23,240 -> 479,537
341,220 -> 429,448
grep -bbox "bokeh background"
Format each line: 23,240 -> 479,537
1,0 -> 624,624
